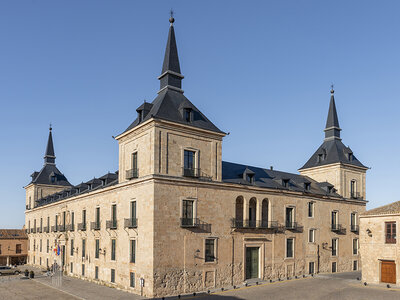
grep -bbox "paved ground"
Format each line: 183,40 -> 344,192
0,270 -> 399,300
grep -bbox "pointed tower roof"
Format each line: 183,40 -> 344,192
324,88 -> 341,141
29,126 -> 71,187
299,88 -> 367,170
118,16 -> 224,137
157,16 -> 184,93
44,125 -> 56,165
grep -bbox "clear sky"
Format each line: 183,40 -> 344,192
1,1 -> 399,228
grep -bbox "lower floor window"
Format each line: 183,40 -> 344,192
95,266 -> 99,279
286,238 -> 294,258
70,263 -> 73,273
82,264 -> 85,276
332,262 -> 337,273
353,260 -> 358,271
130,272 -> 135,288
40,257 -> 41,265
205,239 -> 216,262
309,262 -> 315,274
111,269 -> 115,283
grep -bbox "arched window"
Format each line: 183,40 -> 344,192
235,196 -> 244,228
248,198 -> 257,228
262,199 -> 269,228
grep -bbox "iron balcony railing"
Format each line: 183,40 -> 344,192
124,218 -> 138,229
43,226 -> 49,233
59,225 -> 66,232
31,228 -> 36,234
36,227 -> 41,233
331,224 -> 343,232
350,224 -> 359,233
351,192 -> 361,199
126,169 -> 139,180
66,224 -> 75,232
285,221 -> 303,231
51,226 -> 57,233
180,218 -> 199,227
106,220 -> 118,230
77,222 -> 87,231
231,219 -> 279,229
182,168 -> 200,178
91,222 -> 101,231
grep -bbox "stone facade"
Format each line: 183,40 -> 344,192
360,204 -> 400,285
0,229 -> 28,266
25,18 -> 368,298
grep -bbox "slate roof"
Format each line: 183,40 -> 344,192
300,90 -> 367,170
362,201 -> 400,216
0,229 -> 27,239
29,127 -> 72,187
35,172 -> 118,208
119,18 -> 224,136
222,161 -> 342,197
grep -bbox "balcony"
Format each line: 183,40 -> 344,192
51,226 -> 57,232
66,224 -> 75,232
31,228 -> 36,234
43,226 -> 49,233
36,227 -> 41,233
331,224 -> 344,232
106,220 -> 118,230
126,169 -> 139,180
77,222 -> 87,231
91,222 -> 101,231
124,218 -> 138,229
180,218 -> 199,227
285,221 -> 303,232
59,225 -> 66,232
350,192 -> 361,199
231,219 -> 279,229
350,224 -> 359,233
182,168 -> 200,178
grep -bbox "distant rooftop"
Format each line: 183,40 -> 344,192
362,201 -> 400,216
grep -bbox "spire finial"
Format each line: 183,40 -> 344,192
169,9 -> 175,25
49,123 -> 52,131
330,84 -> 334,94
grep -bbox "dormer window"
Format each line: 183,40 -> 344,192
246,174 -> 254,184
327,186 -> 333,194
137,110 -> 143,122
282,179 -> 289,188
348,153 -> 353,161
101,179 -> 106,186
50,175 -> 56,183
184,108 -> 192,122
87,184 -> 92,191
304,182 -> 311,191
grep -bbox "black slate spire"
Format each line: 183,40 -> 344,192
44,125 -> 56,165
324,88 -> 341,141
158,16 -> 184,93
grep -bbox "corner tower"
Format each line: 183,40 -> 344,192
115,16 -> 226,183
299,88 -> 368,199
25,126 -> 71,210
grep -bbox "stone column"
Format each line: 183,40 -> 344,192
256,199 -> 262,227
243,198 -> 249,227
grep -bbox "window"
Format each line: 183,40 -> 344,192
55,216 -> 58,231
350,213 -> 357,231
46,240 -> 49,253
385,222 -> 396,244
350,180 -> 356,198
332,262 -> 337,273
332,239 -> 338,256
353,239 -> 358,255
16,244 -> 21,254
82,209 -> 86,228
95,207 -> 100,228
111,239 -> 116,261
286,238 -> 294,258
95,266 -> 99,279
182,200 -> 194,225
309,262 -> 315,274
40,218 -> 43,232
95,239 -> 100,259
130,272 -> 135,288
184,150 -> 195,170
285,207 -> 294,227
40,239 -> 42,252
282,179 -> 289,188
111,269 -> 115,283
205,239 -> 216,262
132,152 -> 138,171
348,152 -> 353,161
82,239 -> 86,258
82,264 -> 85,276
63,211 -> 66,229
184,108 -> 192,122
71,212 -> 75,230
47,217 -> 50,230
304,182 -> 311,191
308,202 -> 314,218
111,204 -> 117,227
130,201 -> 137,225
331,211 -> 338,230
308,229 -> 315,243
246,173 -> 254,183
71,239 -> 74,256
70,263 -> 73,273
130,240 -> 136,263
353,260 -> 358,271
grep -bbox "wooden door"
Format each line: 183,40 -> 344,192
381,260 -> 396,284
245,247 -> 259,279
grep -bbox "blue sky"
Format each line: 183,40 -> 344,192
1,1 -> 399,228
